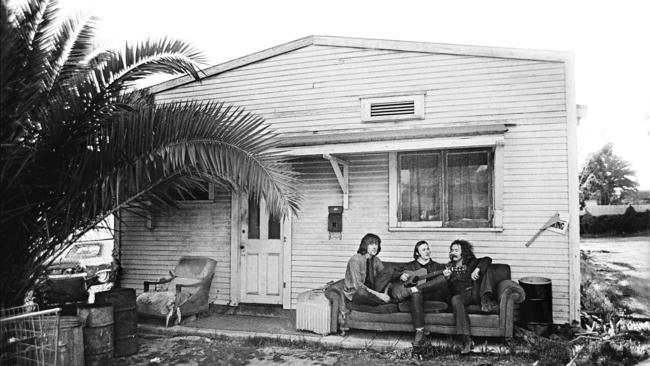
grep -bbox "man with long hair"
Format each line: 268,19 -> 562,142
446,239 -> 496,354
343,233 -> 392,306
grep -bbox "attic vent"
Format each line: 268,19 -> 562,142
370,101 -> 415,117
361,94 -> 424,122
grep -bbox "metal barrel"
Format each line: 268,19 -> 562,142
95,288 -> 138,357
77,304 -> 114,366
518,276 -> 553,335
57,316 -> 85,366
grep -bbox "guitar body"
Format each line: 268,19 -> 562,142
403,268 -> 429,287
389,267 -> 445,300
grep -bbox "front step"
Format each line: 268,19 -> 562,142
210,303 -> 291,318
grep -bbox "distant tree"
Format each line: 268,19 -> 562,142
579,143 -> 638,205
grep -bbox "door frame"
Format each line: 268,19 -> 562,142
229,190 -> 293,309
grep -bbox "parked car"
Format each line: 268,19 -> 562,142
47,240 -> 117,287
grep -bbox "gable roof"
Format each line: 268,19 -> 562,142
148,35 -> 572,94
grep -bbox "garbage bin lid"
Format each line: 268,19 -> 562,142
519,276 -> 551,285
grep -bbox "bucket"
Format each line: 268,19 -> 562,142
57,316 -> 85,366
519,276 -> 553,335
96,288 -> 138,357
78,304 -> 114,366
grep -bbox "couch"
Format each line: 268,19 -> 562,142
324,262 -> 526,338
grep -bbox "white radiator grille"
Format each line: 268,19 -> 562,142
295,290 -> 331,335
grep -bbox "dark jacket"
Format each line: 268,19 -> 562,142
447,256 -> 492,295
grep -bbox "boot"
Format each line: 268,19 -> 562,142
481,293 -> 498,313
460,335 -> 473,354
414,329 -> 425,346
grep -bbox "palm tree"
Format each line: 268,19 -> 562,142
1,0 -> 300,307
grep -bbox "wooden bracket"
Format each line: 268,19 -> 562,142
323,154 -> 349,209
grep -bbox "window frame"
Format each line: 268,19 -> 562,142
388,140 -> 503,232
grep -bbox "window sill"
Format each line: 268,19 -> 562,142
388,227 -> 504,233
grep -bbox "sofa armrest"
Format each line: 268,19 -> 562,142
496,279 -> 526,304
495,279 -> 525,337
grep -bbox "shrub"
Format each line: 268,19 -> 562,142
580,208 -> 649,235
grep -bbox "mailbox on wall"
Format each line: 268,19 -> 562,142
328,206 -> 343,232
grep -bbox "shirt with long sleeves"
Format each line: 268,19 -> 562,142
343,253 -> 384,301
447,256 -> 492,295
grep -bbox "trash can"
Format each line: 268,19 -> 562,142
518,276 -> 553,335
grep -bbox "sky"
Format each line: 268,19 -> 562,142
51,0 -> 650,190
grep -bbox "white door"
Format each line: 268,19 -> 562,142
240,196 -> 284,304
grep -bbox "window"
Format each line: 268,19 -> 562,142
64,243 -> 103,260
394,148 -> 495,228
248,197 -> 281,239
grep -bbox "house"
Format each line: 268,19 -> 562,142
116,36 -> 580,325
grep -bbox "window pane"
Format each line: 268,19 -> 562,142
248,198 -> 260,239
446,152 -> 490,222
399,153 -> 441,221
268,213 -> 281,239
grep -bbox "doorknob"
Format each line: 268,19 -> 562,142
240,245 -> 245,249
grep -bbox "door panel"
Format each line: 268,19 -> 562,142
240,196 -> 283,304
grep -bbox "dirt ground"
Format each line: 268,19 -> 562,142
118,334 -> 535,366
581,235 -> 650,317
116,236 -> 649,365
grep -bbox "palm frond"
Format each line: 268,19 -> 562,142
99,38 -> 208,90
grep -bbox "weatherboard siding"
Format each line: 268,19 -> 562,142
119,191 -> 232,304
154,45 -> 566,137
289,151 -> 571,323
143,43 -> 572,323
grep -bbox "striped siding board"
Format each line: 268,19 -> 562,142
146,44 -> 571,322
290,151 -> 571,324
154,45 -> 565,136
119,191 -> 232,304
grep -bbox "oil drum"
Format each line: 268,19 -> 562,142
518,276 -> 553,335
95,288 -> 138,356
77,304 -> 114,366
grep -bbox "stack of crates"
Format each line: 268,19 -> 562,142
295,289 -> 331,335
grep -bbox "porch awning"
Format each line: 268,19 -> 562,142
276,123 -> 509,156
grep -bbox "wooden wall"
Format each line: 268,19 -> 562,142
155,45 -> 566,138
141,43 -> 572,323
291,152 -> 570,324
119,190 -> 232,304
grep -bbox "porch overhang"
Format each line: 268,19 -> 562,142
276,124 -> 509,156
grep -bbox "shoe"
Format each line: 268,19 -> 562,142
481,294 -> 498,312
394,287 -> 412,302
414,329 -> 425,346
460,335 -> 473,355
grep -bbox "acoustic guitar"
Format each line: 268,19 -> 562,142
390,267 -> 455,299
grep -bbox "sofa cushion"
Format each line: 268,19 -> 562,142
348,302 -> 399,314
398,300 -> 447,313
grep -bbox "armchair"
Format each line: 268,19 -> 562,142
136,256 -> 216,327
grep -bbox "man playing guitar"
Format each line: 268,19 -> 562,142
392,240 -> 450,345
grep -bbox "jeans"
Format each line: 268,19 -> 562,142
451,267 -> 494,335
350,286 -> 387,306
409,275 -> 449,328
